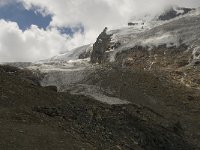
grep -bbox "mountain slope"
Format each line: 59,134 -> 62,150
1,65 -> 198,150
3,7 -> 200,149
90,8 -> 200,89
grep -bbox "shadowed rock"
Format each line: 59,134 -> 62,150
91,27 -> 112,64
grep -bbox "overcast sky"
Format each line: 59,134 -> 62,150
0,0 -> 200,62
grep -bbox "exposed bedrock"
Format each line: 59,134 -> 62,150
91,27 -> 113,64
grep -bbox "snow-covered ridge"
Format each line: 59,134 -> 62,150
39,44 -> 93,63
26,44 -> 93,73
106,8 -> 200,62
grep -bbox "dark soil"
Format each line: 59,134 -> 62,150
0,65 -> 199,150
84,64 -> 200,148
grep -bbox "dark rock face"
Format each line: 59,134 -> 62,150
4,62 -> 32,68
128,22 -> 138,26
0,65 -> 19,73
159,7 -> 194,21
0,65 -> 42,86
44,86 -> 57,92
91,27 -> 112,63
78,50 -> 91,59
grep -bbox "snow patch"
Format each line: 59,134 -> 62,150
141,32 -> 180,47
70,84 -> 130,105
192,46 -> 200,60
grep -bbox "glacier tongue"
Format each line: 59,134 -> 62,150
28,44 -> 130,105
30,62 -> 130,105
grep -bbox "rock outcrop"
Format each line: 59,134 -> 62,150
91,27 -> 112,63
158,7 -> 194,21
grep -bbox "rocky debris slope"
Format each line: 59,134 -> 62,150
0,65 -> 42,86
0,65 -> 198,150
83,65 -> 200,147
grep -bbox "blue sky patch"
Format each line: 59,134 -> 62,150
58,25 -> 84,36
0,2 -> 52,30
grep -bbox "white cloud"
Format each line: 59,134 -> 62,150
1,0 -> 200,62
21,0 -> 200,29
0,0 -> 15,7
0,20 -> 91,62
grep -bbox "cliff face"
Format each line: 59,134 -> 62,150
90,27 -> 112,63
